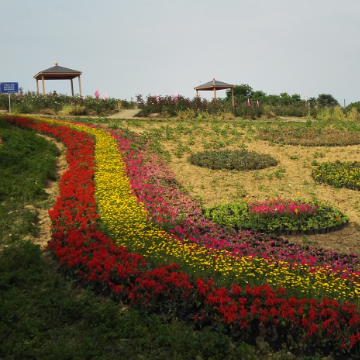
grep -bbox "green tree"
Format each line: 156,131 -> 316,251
225,84 -> 253,102
317,94 -> 340,106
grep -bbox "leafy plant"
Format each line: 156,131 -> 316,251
312,161 -> 360,190
188,149 -> 278,171
204,198 -> 348,233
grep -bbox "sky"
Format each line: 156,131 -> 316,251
1,0 -> 359,104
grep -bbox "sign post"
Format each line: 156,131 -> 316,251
0,82 -> 19,113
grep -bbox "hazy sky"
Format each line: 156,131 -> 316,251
1,0 -> 359,104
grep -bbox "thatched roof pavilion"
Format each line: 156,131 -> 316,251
33,63 -> 82,96
194,78 -> 234,105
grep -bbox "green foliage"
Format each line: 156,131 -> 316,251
188,149 -> 278,171
344,101 -> 360,113
0,92 -> 136,115
204,199 -> 348,233
0,119 -> 60,246
317,93 -> 340,106
312,161 -> 360,190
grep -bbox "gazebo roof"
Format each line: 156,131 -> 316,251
195,79 -> 234,91
34,64 -> 82,80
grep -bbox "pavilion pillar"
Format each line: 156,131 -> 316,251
196,90 -> 199,97
78,75 -> 82,97
36,79 -> 39,95
213,87 -> 217,104
231,88 -> 234,106
71,79 -> 74,96
42,76 -> 45,95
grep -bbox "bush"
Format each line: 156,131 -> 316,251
204,198 -> 349,233
312,161 -> 360,190
0,93 -> 121,115
188,149 -> 278,171
344,101 -> 360,114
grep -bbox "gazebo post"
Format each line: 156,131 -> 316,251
231,88 -> 234,106
42,75 -> 45,95
36,79 -> 39,95
213,88 -> 217,104
196,89 -> 199,97
78,75 -> 82,97
70,79 -> 74,96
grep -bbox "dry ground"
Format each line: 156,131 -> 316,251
23,134 -> 68,249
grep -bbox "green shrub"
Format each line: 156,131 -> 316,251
188,149 -> 278,171
312,161 -> 360,190
204,199 -> 348,233
344,101 -> 360,114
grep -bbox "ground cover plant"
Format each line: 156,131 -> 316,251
258,120 -> 360,146
189,149 -> 278,171
0,118 -> 60,247
204,198 -> 348,235
312,161 -> 360,191
3,114 -> 360,358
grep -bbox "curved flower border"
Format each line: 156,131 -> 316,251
2,114 -> 360,355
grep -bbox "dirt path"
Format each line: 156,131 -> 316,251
107,109 -> 141,119
23,134 -> 68,249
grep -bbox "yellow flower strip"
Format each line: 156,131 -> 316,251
20,115 -> 360,303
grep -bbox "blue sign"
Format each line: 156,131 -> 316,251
0,82 -> 19,93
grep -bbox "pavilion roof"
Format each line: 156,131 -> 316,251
34,64 -> 82,80
195,79 -> 234,90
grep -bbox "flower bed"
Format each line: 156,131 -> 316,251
188,149 -> 278,171
258,126 -> 360,146
3,115 -> 360,357
313,161 -> 360,191
204,198 -> 349,235
108,128 -> 359,275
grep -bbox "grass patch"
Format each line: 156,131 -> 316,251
0,241 -> 262,360
0,119 -> 60,246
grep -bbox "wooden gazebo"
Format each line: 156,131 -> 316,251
33,63 -> 82,96
195,78 -> 234,105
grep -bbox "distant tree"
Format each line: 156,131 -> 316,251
344,101 -> 360,113
291,94 -> 302,102
226,84 -> 253,102
317,94 -> 340,106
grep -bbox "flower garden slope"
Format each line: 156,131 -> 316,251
95,127 -> 360,303
7,115 -> 360,303
3,115 -> 360,356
